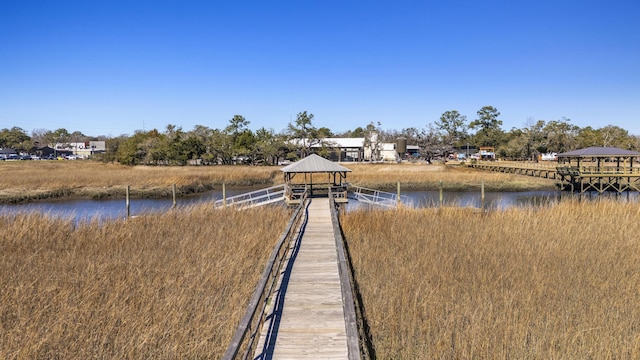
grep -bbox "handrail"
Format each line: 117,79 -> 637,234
349,184 -> 414,208
556,166 -> 640,176
328,189 -> 362,359
214,184 -> 286,209
222,190 -> 309,360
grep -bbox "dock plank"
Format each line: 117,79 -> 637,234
254,198 -> 349,359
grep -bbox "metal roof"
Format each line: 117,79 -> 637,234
280,154 -> 353,173
557,146 -> 640,158
310,138 -> 365,148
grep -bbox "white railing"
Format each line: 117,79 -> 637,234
213,184 -> 286,209
350,185 -> 414,208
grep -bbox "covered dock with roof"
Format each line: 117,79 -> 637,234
556,146 -> 640,193
280,154 -> 352,204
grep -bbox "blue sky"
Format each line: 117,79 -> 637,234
1,0 -> 639,137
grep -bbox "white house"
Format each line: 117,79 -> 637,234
54,141 -> 106,158
292,137 -> 417,163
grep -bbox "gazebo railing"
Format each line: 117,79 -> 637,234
329,184 -> 349,203
557,166 -> 640,177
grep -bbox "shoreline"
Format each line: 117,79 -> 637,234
0,161 -> 558,204
0,181 -> 558,205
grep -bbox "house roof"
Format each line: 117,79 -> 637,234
311,137 -> 365,148
557,146 -> 640,158
280,154 -> 353,173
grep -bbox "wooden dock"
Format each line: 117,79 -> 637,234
556,166 -> 640,193
469,161 -> 640,194
469,162 -> 558,179
253,198 -> 351,359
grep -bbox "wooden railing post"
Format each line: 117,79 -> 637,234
125,185 -> 130,218
481,180 -> 485,210
223,183 -> 227,207
172,184 -> 177,209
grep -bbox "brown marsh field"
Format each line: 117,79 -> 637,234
0,160 -> 556,204
0,161 -> 280,203
5,160 -> 633,358
0,205 -> 291,359
340,200 -> 640,358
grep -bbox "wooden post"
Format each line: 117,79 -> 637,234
439,180 -> 443,207
481,180 -> 485,210
126,185 -> 130,218
397,181 -> 401,208
172,184 -> 177,209
223,183 -> 227,207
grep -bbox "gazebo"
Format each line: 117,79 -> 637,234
556,146 -> 640,193
557,146 -> 640,168
280,154 -> 352,204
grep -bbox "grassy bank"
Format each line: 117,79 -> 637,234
341,200 -> 640,358
0,204 -> 291,359
0,161 -> 556,204
346,162 -> 556,191
0,161 -> 281,203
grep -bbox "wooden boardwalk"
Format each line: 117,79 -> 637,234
253,198 -> 350,359
470,161 -> 640,193
470,162 -> 558,179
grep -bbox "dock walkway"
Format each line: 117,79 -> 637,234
254,198 -> 349,359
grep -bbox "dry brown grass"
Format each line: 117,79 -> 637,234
0,161 -> 281,203
0,204 -> 291,359
0,161 -> 555,203
341,200 -> 640,358
345,162 -> 556,191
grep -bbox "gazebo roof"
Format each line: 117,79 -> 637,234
557,146 -> 640,158
280,154 -> 352,173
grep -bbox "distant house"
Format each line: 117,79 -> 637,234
479,146 -> 496,160
291,137 -> 419,163
0,148 -> 17,159
30,146 -> 55,158
379,143 -> 399,162
54,141 -> 106,158
312,138 -> 365,162
406,145 -> 420,157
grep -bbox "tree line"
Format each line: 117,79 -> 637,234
2,106 -> 639,165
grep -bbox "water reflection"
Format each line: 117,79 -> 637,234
405,190 -> 562,209
344,190 -> 562,212
346,189 -> 640,212
0,189 -> 245,222
2,189 -> 638,222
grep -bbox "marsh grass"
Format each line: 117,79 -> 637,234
1,161 -> 556,203
0,162 -> 281,203
341,200 -> 640,358
0,204 -> 291,359
346,162 -> 556,191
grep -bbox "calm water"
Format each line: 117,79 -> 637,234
0,189 -> 246,222
344,190 -> 563,212
1,189 -> 636,222
405,190 -> 562,209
